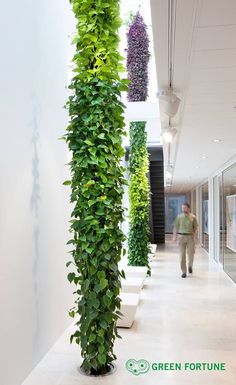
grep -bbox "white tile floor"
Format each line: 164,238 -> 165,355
22,240 -> 236,385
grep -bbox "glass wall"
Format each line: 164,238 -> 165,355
213,174 -> 223,263
219,174 -> 224,265
223,164 -> 236,283
201,182 -> 209,252
165,195 -> 186,233
191,189 -> 196,215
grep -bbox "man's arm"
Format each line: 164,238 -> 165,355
173,226 -> 177,242
173,217 -> 179,242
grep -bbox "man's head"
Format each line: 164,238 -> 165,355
182,202 -> 190,214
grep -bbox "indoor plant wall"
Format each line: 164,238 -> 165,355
127,12 -> 151,273
64,0 -> 127,376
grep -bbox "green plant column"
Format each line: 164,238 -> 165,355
65,0 -> 127,376
128,122 -> 151,272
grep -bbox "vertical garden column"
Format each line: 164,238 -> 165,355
127,13 -> 151,272
65,0 -> 127,376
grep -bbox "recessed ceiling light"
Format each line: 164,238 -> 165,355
195,166 -> 200,169
202,156 -> 207,160
213,139 -> 222,143
162,127 -> 177,143
162,131 -> 172,143
165,171 -> 172,179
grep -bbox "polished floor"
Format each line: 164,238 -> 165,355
22,240 -> 236,385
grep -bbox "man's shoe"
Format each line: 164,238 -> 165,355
188,267 -> 193,274
181,273 -> 187,278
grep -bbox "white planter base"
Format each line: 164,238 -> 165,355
121,276 -> 145,293
117,293 -> 140,328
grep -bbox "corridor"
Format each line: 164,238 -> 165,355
22,241 -> 236,385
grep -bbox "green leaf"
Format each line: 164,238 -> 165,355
98,345 -> 105,354
100,320 -> 107,329
63,180 -> 71,186
69,310 -> 75,318
84,139 -> 94,146
103,295 -> 111,307
91,298 -> 100,309
97,271 -> 105,280
98,353 -> 106,365
67,239 -> 76,245
97,133 -> 105,139
67,272 -> 75,283
98,329 -> 104,337
120,269 -> 126,279
89,334 -> 96,343
100,278 -> 108,290
78,297 -> 86,306
106,290 -> 113,299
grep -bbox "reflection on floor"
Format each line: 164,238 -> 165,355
22,240 -> 236,385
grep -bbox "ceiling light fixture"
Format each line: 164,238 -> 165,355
165,163 -> 174,172
165,171 -> 172,179
162,131 -> 173,143
157,89 -> 181,118
213,139 -> 222,143
161,127 -> 177,143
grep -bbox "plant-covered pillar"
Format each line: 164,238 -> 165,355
65,0 -> 127,376
127,12 -> 151,272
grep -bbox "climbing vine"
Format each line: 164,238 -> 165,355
64,0 -> 127,376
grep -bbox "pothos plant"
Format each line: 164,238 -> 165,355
127,12 -> 151,273
64,0 -> 128,376
128,122 -> 151,272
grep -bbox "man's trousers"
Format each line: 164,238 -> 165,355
178,234 -> 195,273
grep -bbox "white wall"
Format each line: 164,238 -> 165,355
0,2 -> 74,385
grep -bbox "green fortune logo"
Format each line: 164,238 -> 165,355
126,359 -> 150,376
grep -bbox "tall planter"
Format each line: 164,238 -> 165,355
65,0 -> 127,376
127,13 -> 151,272
128,122 -> 150,268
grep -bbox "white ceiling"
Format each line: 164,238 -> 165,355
150,0 -> 236,193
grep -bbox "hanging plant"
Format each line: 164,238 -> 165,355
127,12 -> 151,272
64,0 -> 128,376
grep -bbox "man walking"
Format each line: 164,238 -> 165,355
173,203 -> 198,278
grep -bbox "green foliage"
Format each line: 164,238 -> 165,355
65,0 -> 127,376
128,122 -> 151,272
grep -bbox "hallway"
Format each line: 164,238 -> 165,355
22,241 -> 236,385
